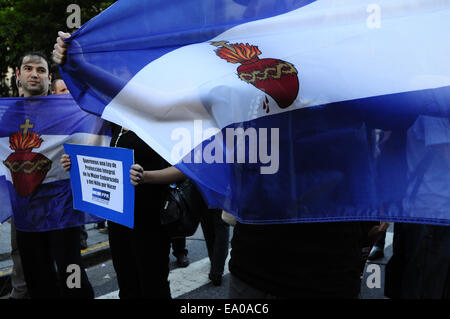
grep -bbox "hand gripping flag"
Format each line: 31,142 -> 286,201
60,0 -> 450,225
0,95 -> 110,231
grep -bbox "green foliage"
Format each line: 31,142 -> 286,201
0,0 -> 115,97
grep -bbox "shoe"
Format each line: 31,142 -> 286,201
367,246 -> 384,261
95,222 -> 106,229
176,254 -> 190,268
209,273 -> 222,286
80,239 -> 88,250
98,228 -> 108,234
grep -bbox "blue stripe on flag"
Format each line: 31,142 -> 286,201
176,102 -> 450,225
0,95 -> 109,137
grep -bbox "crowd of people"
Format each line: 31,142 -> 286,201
0,30 -> 448,299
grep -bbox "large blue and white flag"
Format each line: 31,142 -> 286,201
60,0 -> 450,225
0,95 -> 110,231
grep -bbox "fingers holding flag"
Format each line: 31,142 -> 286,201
52,31 -> 71,65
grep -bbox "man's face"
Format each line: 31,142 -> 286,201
53,79 -> 70,95
16,55 -> 51,97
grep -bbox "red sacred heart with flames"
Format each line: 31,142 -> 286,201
3,119 -> 52,197
212,41 -> 299,112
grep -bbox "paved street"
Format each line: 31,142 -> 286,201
0,221 -> 393,299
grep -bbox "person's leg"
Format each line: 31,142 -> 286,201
385,223 -> 405,298
96,221 -> 105,229
208,211 -> 230,285
171,237 -> 189,267
108,221 -> 141,299
49,227 -> 94,299
443,265 -> 450,299
171,237 -> 186,255
368,230 -> 386,260
9,220 -> 28,299
200,209 -> 230,285
134,227 -> 171,299
396,225 -> 450,299
229,274 -> 277,299
96,221 -> 108,234
15,229 -> 59,298
200,211 -> 215,261
80,225 -> 88,250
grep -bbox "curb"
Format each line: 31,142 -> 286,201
80,240 -> 112,268
0,241 -> 111,297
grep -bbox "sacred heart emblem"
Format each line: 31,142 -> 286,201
3,119 -> 52,197
212,41 -> 299,112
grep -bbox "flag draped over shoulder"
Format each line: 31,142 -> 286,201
0,95 -> 111,231
60,0 -> 450,225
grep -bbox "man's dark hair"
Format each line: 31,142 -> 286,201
17,51 -> 50,72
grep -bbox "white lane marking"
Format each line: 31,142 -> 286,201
97,289 -> 118,299
96,251 -> 231,299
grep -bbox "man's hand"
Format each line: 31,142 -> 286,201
130,164 -> 145,186
60,154 -> 72,171
52,31 -> 71,65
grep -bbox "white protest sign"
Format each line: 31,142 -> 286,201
76,155 -> 124,213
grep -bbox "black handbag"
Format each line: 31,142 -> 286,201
160,178 -> 206,238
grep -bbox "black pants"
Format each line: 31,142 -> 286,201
80,225 -> 88,241
385,223 -> 450,299
16,227 -> 94,299
229,274 -> 278,299
171,237 -> 188,257
200,209 -> 230,276
108,221 -> 171,299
